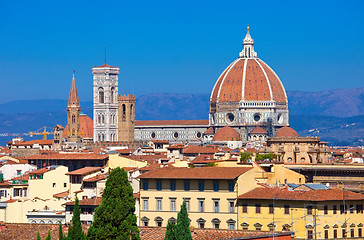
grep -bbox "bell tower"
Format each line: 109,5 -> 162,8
67,73 -> 81,142
92,62 -> 119,142
118,94 -> 136,142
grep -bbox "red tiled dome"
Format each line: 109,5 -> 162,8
210,58 -> 287,104
63,114 -> 94,139
276,126 -> 299,138
213,126 -> 240,141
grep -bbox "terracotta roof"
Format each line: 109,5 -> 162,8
26,153 -> 108,160
93,63 -> 118,68
135,120 -> 209,126
66,167 -> 102,176
29,167 -> 51,175
203,127 -> 214,134
65,197 -> 102,206
152,140 -> 169,144
11,174 -> 30,181
210,58 -> 287,104
53,191 -> 69,198
276,126 -> 299,138
82,173 -> 106,182
238,187 -> 364,201
115,149 -> 134,155
183,145 -> 219,155
63,115 -> 94,139
139,167 -> 252,180
138,227 -> 292,240
190,155 -> 218,164
167,144 -> 184,149
213,126 -> 240,141
250,127 -> 267,134
13,140 -> 53,147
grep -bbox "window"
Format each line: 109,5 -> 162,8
71,175 -> 82,184
324,205 -> 328,215
307,230 -> 313,239
0,190 -> 7,197
170,180 -> 176,191
156,180 -> 162,191
199,200 -> 204,212
356,204 -> 363,213
23,188 -> 27,197
214,200 -> 219,213
141,217 -> 149,227
212,219 -> 220,229
229,201 -> 235,213
333,205 -> 337,214
342,229 -> 346,238
269,204 -> 274,214
184,180 -> 190,191
324,230 -> 328,239
64,183 -> 67,188
213,181 -> 219,192
333,229 -> 337,239
185,199 -> 190,212
307,205 -> 313,215
255,204 -> 261,214
142,180 -> 149,190
170,199 -> 176,212
197,218 -> 205,229
155,217 -> 163,227
198,180 -> 204,192
156,199 -> 162,211
242,203 -> 248,213
53,183 -> 56,188
98,87 -> 104,103
359,228 -> 362,237
143,199 -> 149,211
228,181 -> 234,192
340,205 -> 346,214
351,229 -> 354,238
122,104 -> 126,121
17,170 -> 21,176
284,205 -> 290,215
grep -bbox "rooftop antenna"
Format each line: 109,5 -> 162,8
104,47 -> 107,64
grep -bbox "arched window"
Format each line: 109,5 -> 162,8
102,134 -> 105,142
122,104 -> 126,121
98,87 -> 104,104
130,104 -> 134,119
102,115 -> 105,124
72,114 -> 76,124
98,134 -> 101,142
98,115 -> 101,124
110,87 -> 115,103
72,128 -> 75,136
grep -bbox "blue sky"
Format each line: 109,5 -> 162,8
0,0 -> 363,103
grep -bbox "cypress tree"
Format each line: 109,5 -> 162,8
164,221 -> 177,240
87,167 -> 140,240
45,230 -> 51,240
68,197 -> 85,240
175,201 -> 192,240
58,222 -> 65,240
36,231 -> 41,240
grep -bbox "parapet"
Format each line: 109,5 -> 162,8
118,94 -> 136,102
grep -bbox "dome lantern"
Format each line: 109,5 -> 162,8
239,26 -> 257,59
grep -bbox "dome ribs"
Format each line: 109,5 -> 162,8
218,59 -> 244,102
210,60 -> 236,103
258,60 -> 287,103
244,60 -> 271,101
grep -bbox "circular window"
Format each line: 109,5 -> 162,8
254,114 -> 261,122
196,132 -> 202,139
173,132 -> 179,139
150,132 -> 156,139
226,113 -> 235,123
277,114 -> 283,124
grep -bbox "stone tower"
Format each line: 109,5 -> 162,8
92,63 -> 119,142
118,94 -> 136,142
67,73 -> 81,142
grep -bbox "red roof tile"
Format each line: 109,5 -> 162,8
82,173 -> 106,182
65,197 -> 102,206
250,127 -> 267,134
139,167 -> 252,180
26,153 -> 108,160
53,191 -> 69,198
183,145 -> 219,155
213,126 -> 240,141
13,140 -> 53,147
276,127 -> 299,138
66,167 -> 102,176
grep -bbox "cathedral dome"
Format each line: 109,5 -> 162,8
213,126 -> 240,141
276,126 -> 299,138
210,28 -> 287,105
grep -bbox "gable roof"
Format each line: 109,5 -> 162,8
139,167 -> 252,180
66,167 -> 102,176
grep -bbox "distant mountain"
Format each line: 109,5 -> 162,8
0,88 -> 363,146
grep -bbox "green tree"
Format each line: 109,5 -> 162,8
36,231 -> 41,240
87,167 -> 140,240
58,222 -> 65,240
68,197 -> 85,240
45,230 -> 51,240
175,201 -> 192,240
240,152 -> 253,163
164,221 -> 176,240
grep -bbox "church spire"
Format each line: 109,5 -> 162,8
68,72 -> 80,107
239,26 -> 257,58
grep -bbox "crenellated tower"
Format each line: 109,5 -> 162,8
67,73 -> 81,142
118,94 -> 136,142
92,62 -> 119,142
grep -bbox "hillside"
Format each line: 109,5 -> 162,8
0,88 -> 363,146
